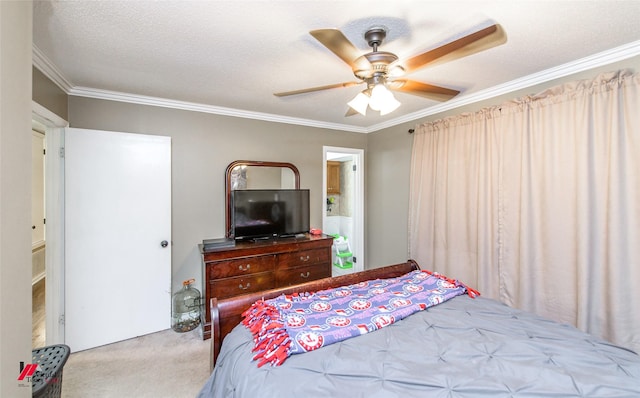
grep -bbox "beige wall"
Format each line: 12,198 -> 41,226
366,123 -> 415,268
67,97 -> 368,292
366,54 -> 640,269
1,2 -> 33,397
32,66 -> 67,121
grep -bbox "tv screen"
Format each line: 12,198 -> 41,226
231,189 -> 310,240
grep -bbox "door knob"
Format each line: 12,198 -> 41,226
161,240 -> 169,248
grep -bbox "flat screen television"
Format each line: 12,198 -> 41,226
231,189 -> 310,240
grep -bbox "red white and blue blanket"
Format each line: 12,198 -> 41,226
242,269 -> 479,367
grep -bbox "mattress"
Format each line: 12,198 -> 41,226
198,295 -> 640,397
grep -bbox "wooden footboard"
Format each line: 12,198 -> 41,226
209,260 -> 420,370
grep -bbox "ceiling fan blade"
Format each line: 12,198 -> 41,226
310,29 -> 372,71
388,79 -> 460,102
274,81 -> 362,97
393,24 -> 507,74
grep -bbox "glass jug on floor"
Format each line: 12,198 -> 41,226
171,278 -> 201,333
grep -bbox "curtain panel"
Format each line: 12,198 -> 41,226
409,70 -> 640,352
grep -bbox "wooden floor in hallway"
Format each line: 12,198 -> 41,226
33,278 -> 46,348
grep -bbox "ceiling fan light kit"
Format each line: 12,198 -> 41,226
372,85 -> 401,115
347,92 -> 370,116
348,83 -> 401,116
274,24 -> 506,117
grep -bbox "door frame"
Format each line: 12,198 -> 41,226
322,146 -> 365,272
32,101 -> 67,345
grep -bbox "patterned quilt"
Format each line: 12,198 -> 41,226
242,269 -> 479,367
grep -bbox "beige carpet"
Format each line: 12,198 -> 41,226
61,327 -> 211,398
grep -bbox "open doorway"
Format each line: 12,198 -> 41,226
322,146 -> 364,276
32,128 -> 46,348
33,102 -> 68,347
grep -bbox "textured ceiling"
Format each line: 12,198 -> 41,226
33,1 -> 640,132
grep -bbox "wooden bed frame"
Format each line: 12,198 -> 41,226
208,260 -> 420,370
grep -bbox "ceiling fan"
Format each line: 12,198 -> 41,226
274,24 -> 506,116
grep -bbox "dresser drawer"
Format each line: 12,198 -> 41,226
278,248 -> 330,268
209,272 -> 276,299
276,263 -> 331,286
208,255 -> 275,279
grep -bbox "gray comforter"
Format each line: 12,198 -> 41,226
198,295 -> 640,397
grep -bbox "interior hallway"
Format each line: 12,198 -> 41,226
33,278 -> 45,348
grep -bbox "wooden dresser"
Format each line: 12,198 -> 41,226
199,234 -> 333,340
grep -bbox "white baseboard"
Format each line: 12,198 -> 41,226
32,272 -> 45,285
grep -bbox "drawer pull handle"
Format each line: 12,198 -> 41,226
300,255 -> 310,262
238,282 -> 251,290
300,272 -> 310,278
238,264 -> 251,272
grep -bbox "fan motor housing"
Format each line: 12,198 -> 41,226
353,51 -> 398,79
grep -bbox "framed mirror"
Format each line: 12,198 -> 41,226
225,160 -> 300,237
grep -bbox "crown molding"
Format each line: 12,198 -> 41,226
369,39 -> 640,132
68,86 -> 368,133
32,45 -> 74,93
33,40 -> 640,134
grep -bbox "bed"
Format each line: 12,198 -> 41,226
198,260 -> 640,397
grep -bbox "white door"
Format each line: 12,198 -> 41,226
65,128 -> 171,352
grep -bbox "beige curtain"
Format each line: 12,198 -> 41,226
409,70 -> 640,352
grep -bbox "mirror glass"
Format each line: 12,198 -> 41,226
230,165 -> 296,190
225,161 -> 300,237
